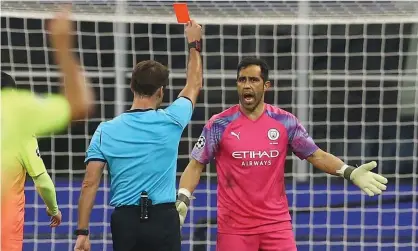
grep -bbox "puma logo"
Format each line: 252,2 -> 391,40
231,131 -> 240,140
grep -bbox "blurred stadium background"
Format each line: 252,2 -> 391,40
1,1 -> 417,251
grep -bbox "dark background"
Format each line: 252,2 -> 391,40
1,17 -> 417,180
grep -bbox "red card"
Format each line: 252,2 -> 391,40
173,3 -> 190,23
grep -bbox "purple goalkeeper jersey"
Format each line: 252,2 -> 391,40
191,104 -> 319,234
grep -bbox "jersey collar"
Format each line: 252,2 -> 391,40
125,108 -> 154,113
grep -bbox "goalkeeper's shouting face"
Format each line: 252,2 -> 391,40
236,57 -> 271,112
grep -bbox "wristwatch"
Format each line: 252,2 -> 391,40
74,229 -> 89,236
188,40 -> 202,52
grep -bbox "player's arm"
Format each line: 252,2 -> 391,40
287,115 -> 388,196
48,8 -> 94,121
177,20 -> 203,107
305,149 -> 345,176
177,159 -> 205,201
164,20 -> 202,129
177,118 -> 220,227
77,161 -> 105,230
306,150 -> 388,196
19,9 -> 94,137
77,125 -> 106,232
32,174 -> 58,214
21,137 -> 61,227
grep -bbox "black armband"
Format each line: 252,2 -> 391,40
343,166 -> 356,180
188,40 -> 202,52
177,193 -> 191,207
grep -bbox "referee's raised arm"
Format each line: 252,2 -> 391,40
178,20 -> 203,107
164,20 -> 203,129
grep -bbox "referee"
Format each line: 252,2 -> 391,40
74,20 -> 202,251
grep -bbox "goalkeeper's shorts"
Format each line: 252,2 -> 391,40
216,225 -> 297,251
111,203 -> 181,251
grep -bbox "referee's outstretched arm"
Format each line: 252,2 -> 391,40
178,20 -> 203,107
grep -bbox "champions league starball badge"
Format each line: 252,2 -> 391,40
195,135 -> 206,149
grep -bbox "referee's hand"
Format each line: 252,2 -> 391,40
74,235 -> 90,251
185,19 -> 202,43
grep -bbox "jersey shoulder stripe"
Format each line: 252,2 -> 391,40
265,104 -> 293,118
265,104 -> 299,141
207,105 -> 241,129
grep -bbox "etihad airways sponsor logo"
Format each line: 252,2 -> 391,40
231,150 -> 280,167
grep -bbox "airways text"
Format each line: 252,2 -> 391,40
231,150 -> 280,167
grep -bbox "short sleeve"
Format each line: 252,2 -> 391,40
23,92 -> 71,137
20,136 -> 47,177
85,124 -> 106,164
164,97 -> 193,129
288,116 -> 319,160
191,118 -> 222,165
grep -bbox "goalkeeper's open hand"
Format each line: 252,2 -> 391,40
350,161 -> 388,196
176,200 -> 188,228
176,189 -> 191,229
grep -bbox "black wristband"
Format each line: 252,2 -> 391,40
177,193 -> 190,207
74,229 -> 89,236
343,166 -> 356,180
188,40 -> 202,52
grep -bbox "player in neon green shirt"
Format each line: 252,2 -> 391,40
1,9 -> 94,251
1,131 -> 63,251
1,85 -> 71,170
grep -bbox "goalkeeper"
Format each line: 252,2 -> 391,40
176,57 -> 388,251
74,20 -> 202,251
1,9 -> 94,251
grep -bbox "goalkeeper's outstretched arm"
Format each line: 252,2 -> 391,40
307,149 -> 388,196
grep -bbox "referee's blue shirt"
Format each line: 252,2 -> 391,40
85,97 -> 193,207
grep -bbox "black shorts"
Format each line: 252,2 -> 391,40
110,203 -> 181,251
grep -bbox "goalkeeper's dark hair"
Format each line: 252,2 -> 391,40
130,60 -> 169,97
237,57 -> 270,82
1,71 -> 17,90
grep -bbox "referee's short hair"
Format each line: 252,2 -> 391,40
130,60 -> 169,97
1,71 -> 17,90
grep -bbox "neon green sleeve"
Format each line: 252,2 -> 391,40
3,89 -> 71,138
20,137 -> 47,177
22,92 -> 71,137
32,172 -> 59,216
20,136 -> 59,215
1,89 -> 70,182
